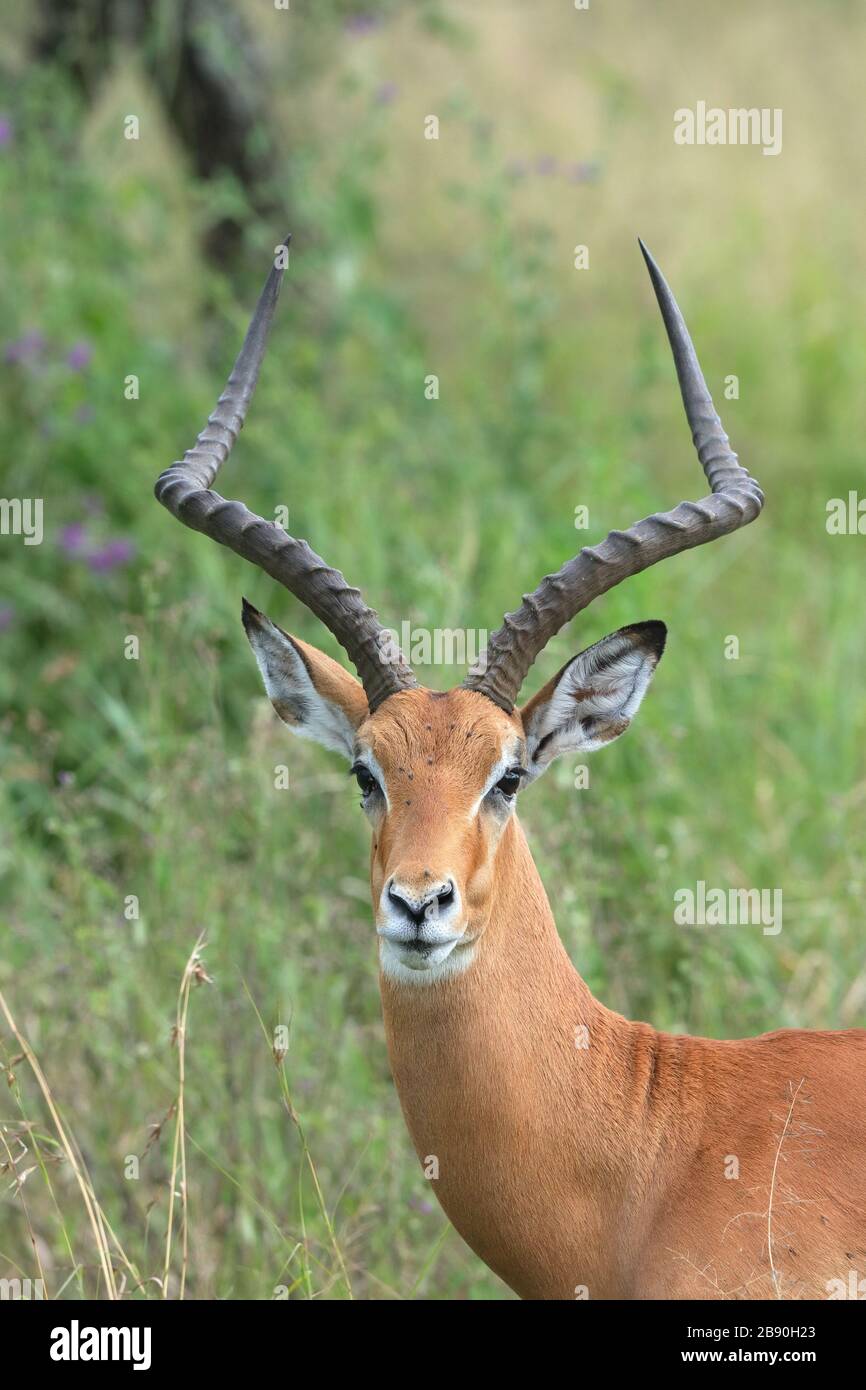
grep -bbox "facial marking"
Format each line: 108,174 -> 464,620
378,934 -> 478,985
468,739 -> 527,818
354,688 -> 522,986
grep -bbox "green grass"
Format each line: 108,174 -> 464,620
1,1 -> 864,1299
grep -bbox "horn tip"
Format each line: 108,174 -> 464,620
637,236 -> 660,279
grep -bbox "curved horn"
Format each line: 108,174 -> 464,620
463,240 -> 764,711
154,236 -> 417,713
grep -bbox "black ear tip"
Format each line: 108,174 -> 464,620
645,620 -> 667,657
627,619 -> 667,659
241,596 -> 263,629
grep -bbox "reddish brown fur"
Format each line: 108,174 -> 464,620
291,659 -> 866,1299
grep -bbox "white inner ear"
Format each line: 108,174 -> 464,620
524,631 -> 660,780
246,615 -> 358,759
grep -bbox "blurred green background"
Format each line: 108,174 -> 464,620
1,0 -> 864,1299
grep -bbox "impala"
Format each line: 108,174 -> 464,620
156,238 -> 866,1300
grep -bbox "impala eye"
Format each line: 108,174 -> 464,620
351,763 -> 379,801
494,768 -> 523,799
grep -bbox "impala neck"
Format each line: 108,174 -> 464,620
379,816 -> 666,1297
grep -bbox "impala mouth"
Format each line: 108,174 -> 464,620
377,926 -> 466,973
399,945 -> 457,971
397,936 -> 438,956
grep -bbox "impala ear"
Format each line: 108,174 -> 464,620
519,621 -> 666,783
241,599 -> 369,759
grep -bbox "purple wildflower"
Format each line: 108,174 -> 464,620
58,521 -> 89,555
408,1196 -> 435,1215
0,116 -> 12,147
566,160 -> 601,184
57,771 -> 74,787
0,604 -> 14,633
87,538 -> 136,574
534,155 -> 558,176
67,341 -> 93,371
345,14 -> 381,37
4,330 -> 45,364
375,81 -> 398,105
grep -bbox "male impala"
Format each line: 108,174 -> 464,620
156,238 -> 866,1299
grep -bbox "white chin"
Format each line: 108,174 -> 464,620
378,936 -> 475,985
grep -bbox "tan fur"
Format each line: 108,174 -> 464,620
282,655 -> 866,1300
283,633 -> 370,728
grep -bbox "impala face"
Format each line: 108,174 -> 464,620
242,601 -> 667,984
354,688 -> 524,982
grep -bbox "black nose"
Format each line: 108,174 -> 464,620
387,880 -> 455,926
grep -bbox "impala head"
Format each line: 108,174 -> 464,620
156,235 -> 763,985
240,606 -> 667,981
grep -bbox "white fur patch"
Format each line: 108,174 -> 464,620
523,626 -> 663,781
378,936 -> 477,985
468,743 -> 523,818
244,610 -> 358,758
